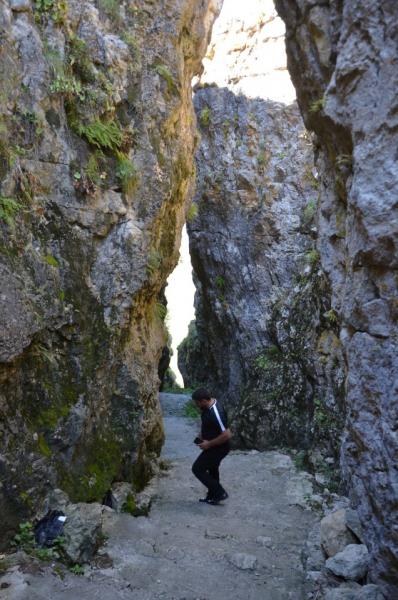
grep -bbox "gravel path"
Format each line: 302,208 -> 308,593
0,393 -> 319,600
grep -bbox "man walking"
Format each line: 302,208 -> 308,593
191,387 -> 231,505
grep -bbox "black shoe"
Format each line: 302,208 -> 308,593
207,492 -> 228,505
199,495 -> 212,503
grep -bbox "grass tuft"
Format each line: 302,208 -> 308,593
187,203 -> 199,222
200,107 -> 210,127
0,196 -> 23,231
153,65 -> 174,94
116,153 -> 138,194
309,94 -> 328,114
75,119 -> 123,150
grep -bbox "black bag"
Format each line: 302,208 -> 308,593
34,509 -> 66,547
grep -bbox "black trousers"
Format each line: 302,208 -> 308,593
192,444 -> 230,497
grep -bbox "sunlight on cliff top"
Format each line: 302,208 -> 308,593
199,0 -> 296,104
165,226 -> 195,385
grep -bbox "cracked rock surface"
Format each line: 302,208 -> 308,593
274,0 -> 398,595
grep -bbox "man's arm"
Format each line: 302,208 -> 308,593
198,428 -> 231,450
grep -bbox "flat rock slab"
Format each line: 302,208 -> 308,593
0,393 -> 318,600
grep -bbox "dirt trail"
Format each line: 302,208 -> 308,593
0,393 -> 318,600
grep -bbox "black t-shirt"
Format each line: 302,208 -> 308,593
201,399 -> 229,444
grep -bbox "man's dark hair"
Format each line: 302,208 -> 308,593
192,387 -> 211,401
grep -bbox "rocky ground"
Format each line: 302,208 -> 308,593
0,393 -> 335,600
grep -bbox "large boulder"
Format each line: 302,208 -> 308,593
44,489 -> 104,565
320,510 -> 358,558
326,544 -> 369,581
63,502 -> 104,565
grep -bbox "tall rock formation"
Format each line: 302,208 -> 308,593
0,0 -> 221,546
180,0 -> 345,457
275,0 -> 398,596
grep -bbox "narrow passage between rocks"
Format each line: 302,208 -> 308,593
0,393 -> 318,600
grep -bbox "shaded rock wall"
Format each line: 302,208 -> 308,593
273,0 -> 398,596
180,0 -> 345,456
0,0 -> 221,546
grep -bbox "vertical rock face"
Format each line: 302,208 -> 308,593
180,0 -> 345,455
0,0 -> 221,546
274,0 -> 398,596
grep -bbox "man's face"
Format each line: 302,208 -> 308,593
194,398 -> 207,411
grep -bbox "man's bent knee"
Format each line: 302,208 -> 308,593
192,461 -> 200,476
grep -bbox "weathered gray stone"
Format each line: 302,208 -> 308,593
256,535 -> 272,547
301,523 -> 326,571
109,482 -> 132,513
320,510 -> 358,558
306,570 -> 323,583
134,492 -> 152,515
325,583 -> 384,600
43,488 -> 70,513
230,553 -> 258,570
109,482 -> 151,516
63,502 -> 103,565
326,545 -> 369,581
9,0 -> 31,11
345,509 -> 365,545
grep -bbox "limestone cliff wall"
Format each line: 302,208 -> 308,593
180,0 -> 345,459
274,0 -> 398,596
0,0 -> 221,546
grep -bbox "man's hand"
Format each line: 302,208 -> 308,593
198,429 -> 231,451
198,439 -> 210,450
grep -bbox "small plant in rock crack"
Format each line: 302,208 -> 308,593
200,107 -> 210,127
305,249 -> 320,265
116,153 -> 138,195
326,309 -> 337,323
98,0 -> 121,24
302,198 -> 317,227
0,196 -> 24,231
314,397 -> 327,423
153,64 -> 174,95
121,32 -> 140,63
277,152 -> 287,159
255,344 -> 280,372
303,493 -> 323,511
154,302 -> 167,322
335,153 -> 353,168
69,564 -> 85,575
146,247 -> 162,275
75,119 -> 123,151
35,0 -> 68,25
293,453 -> 306,471
187,203 -> 199,222
309,94 -> 328,114
214,276 -> 226,289
222,119 -> 230,139
257,153 -> 266,166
